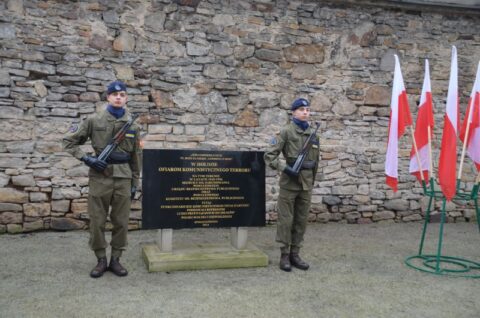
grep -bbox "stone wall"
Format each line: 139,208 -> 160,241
0,0 -> 479,233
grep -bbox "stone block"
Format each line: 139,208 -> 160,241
283,44 -> 324,64
384,199 -> 409,211
0,158 -> 28,169
50,217 -> 85,230
29,192 -> 48,202
0,203 -> 22,211
323,196 -> 341,206
203,64 -> 228,79
332,96 -> 357,115
332,185 -> 357,196
145,12 -> 166,31
317,212 -> 331,223
255,49 -> 283,62
0,173 -> 9,187
51,200 -> 70,212
113,64 -> 134,80
403,214 -> 422,222
234,107 -> 258,127
0,188 -> 28,203
345,211 -> 360,223
291,64 -> 317,80
24,203 -> 50,217
7,224 -> 22,233
0,23 -> 16,39
34,81 -> 48,97
186,42 -> 210,56
0,212 -> 22,224
185,125 -> 205,135
149,124 -> 173,134
85,69 -> 115,81
310,92 -> 332,112
365,85 -> 390,106
79,92 -> 100,102
372,211 -> 396,221
89,34 -> 111,50
12,174 -> 35,187
23,220 -> 44,232
51,188 -> 81,200
71,201 -> 87,214
24,61 -> 55,75
113,31 -> 135,52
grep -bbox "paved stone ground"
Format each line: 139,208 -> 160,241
1,222 -> 479,318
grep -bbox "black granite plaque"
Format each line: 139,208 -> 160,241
142,149 -> 266,229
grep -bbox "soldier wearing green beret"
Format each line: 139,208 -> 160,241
264,98 -> 320,272
63,81 -> 142,278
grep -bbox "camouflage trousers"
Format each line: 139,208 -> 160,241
276,187 -> 312,254
88,176 -> 131,259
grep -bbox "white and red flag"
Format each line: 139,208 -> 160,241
459,61 -> 480,171
409,59 -> 434,184
386,55 -> 413,191
438,46 -> 459,201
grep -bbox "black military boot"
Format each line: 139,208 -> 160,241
279,253 -> 292,272
90,257 -> 108,278
109,257 -> 128,277
290,253 -> 310,270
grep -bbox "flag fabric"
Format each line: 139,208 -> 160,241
409,59 -> 435,184
459,61 -> 480,171
438,46 -> 459,201
386,55 -> 413,191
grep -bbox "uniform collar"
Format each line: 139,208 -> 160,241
290,121 -> 311,134
103,108 -> 129,122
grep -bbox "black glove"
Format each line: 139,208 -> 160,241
130,186 -> 137,200
283,165 -> 299,177
81,155 -> 107,172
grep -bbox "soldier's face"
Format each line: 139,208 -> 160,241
107,91 -> 128,108
292,106 -> 310,121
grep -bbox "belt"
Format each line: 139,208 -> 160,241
286,160 -> 316,170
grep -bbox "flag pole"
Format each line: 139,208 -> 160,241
410,126 -> 425,181
427,125 -> 434,180
458,118 -> 472,180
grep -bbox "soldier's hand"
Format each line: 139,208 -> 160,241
130,185 -> 137,200
283,166 -> 299,177
81,155 -> 107,172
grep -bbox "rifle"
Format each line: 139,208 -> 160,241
97,113 -> 139,163
284,121 -> 320,177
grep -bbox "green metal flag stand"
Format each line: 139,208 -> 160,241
405,178 -> 480,278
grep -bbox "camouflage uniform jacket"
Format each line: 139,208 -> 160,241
62,109 -> 142,187
264,121 -> 320,191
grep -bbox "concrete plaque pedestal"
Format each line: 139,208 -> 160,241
142,228 -> 268,272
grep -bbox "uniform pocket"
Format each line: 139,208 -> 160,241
119,132 -> 135,152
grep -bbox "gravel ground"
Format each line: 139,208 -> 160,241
1,222 -> 479,318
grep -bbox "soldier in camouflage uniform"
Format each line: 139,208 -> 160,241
264,98 -> 320,272
63,81 -> 141,278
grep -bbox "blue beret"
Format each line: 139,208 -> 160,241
107,81 -> 127,95
291,98 -> 310,111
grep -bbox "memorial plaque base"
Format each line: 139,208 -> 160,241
142,243 -> 268,272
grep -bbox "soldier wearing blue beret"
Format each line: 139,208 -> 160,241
264,98 -> 320,272
63,80 -> 141,278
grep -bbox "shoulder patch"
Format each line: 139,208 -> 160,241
270,136 -> 277,145
125,130 -> 136,138
68,124 -> 78,133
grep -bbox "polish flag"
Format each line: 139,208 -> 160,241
409,59 -> 434,184
459,61 -> 480,171
386,55 -> 413,191
438,46 -> 459,201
